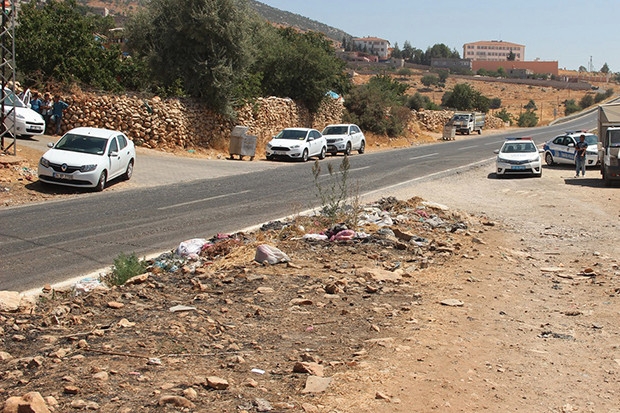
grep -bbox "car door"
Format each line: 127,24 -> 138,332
550,136 -> 570,164
107,137 -> 123,179
308,130 -> 321,156
350,125 -> 361,150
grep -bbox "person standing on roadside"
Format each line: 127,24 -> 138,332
40,93 -> 53,134
29,92 -> 42,114
51,95 -> 69,135
574,134 -> 588,178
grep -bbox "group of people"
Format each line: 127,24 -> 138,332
28,92 -> 69,136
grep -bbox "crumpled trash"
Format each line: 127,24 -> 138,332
176,238 -> 207,258
330,229 -> 356,241
424,216 -> 445,228
73,277 -> 105,296
358,208 -> 393,227
303,233 -> 329,241
254,244 -> 290,264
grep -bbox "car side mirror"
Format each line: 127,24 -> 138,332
308,137 -> 314,141
493,149 -> 499,154
568,143 -> 575,147
47,142 -> 54,148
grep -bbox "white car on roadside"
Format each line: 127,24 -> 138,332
266,128 -> 327,162
494,137 -> 543,178
38,127 -> 136,191
321,123 -> 366,156
2,88 -> 46,137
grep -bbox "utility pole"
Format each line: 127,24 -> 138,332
0,0 -> 16,155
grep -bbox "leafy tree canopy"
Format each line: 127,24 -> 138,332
15,0 -> 128,89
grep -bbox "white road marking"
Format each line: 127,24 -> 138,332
410,153 -> 438,161
459,145 -> 479,150
484,140 -> 505,146
158,190 -> 251,210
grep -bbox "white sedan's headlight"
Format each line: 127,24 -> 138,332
266,143 -> 272,149
39,157 -> 49,167
16,113 -> 25,120
333,138 -> 344,143
290,145 -> 300,149
80,164 -> 97,172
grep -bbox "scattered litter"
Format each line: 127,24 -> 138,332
251,368 -> 265,375
169,305 -> 197,313
176,238 -> 207,258
73,277 -> 105,296
254,244 -> 290,264
440,299 -> 464,307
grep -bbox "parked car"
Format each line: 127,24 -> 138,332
2,88 -> 46,138
265,128 -> 327,162
321,123 -> 366,156
542,131 -> 599,167
494,137 -> 543,178
38,127 -> 136,191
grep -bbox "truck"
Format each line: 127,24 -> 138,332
597,103 -> 620,186
448,112 -> 485,135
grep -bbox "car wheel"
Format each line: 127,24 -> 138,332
301,149 -> 309,162
266,154 -> 273,161
344,142 -> 351,156
358,140 -> 365,154
319,147 -> 326,160
95,171 -> 107,192
123,159 -> 134,181
330,151 -> 338,156
544,152 -> 555,166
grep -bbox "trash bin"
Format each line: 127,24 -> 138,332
442,124 -> 456,141
229,126 -> 257,160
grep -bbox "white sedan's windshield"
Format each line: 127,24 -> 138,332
55,134 -> 108,155
276,130 -> 307,140
502,142 -> 536,153
1,89 -> 25,108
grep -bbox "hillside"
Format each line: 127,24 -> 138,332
84,0 -> 352,43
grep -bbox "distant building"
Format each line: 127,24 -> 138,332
472,60 -> 558,76
463,40 -> 525,62
431,58 -> 472,71
352,37 -> 390,60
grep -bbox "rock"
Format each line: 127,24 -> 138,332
92,371 -> 109,381
0,291 -> 21,312
206,376 -> 229,390
254,398 -> 273,412
169,305 -> 197,312
183,387 -> 198,400
107,301 -> 124,309
3,391 -> 51,413
158,395 -> 195,409
301,376 -> 332,393
293,362 -> 324,377
359,267 -> 402,282
440,299 -> 464,307
375,391 -> 392,401
124,273 -> 149,285
0,351 -> 13,361
64,385 -> 80,394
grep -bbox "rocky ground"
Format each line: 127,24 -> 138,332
1,128 -> 620,412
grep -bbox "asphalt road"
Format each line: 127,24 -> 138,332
0,113 -> 598,292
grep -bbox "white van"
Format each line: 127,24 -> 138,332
2,88 -> 46,137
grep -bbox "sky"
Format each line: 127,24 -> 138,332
257,0 -> 618,73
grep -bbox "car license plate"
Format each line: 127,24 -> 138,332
273,151 -> 287,155
53,172 -> 73,180
511,165 -> 526,170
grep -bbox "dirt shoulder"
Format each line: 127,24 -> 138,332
2,139 -> 619,412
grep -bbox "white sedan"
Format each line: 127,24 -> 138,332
321,123 -> 366,156
494,137 -> 543,178
38,127 -> 136,191
3,88 -> 46,137
266,128 -> 327,162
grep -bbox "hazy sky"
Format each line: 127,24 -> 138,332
256,0 -> 618,73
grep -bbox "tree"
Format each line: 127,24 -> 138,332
253,28 -> 350,113
517,111 -> 538,127
126,0 -> 258,114
600,63 -> 610,74
344,75 -> 409,136
15,0 -> 129,89
391,42 -> 402,59
579,94 -> 594,108
443,83 -> 480,111
489,97 -> 502,110
507,51 -> 516,61
523,99 -> 537,111
420,74 -> 439,88
564,99 -> 580,115
578,65 -> 588,73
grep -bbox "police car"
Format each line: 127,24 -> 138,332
542,131 -> 599,167
494,137 -> 543,178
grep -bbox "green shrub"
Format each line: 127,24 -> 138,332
564,99 -> 580,115
495,108 -> 512,123
108,252 -> 147,286
517,110 -> 538,127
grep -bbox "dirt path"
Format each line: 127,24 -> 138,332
319,163 -> 620,412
